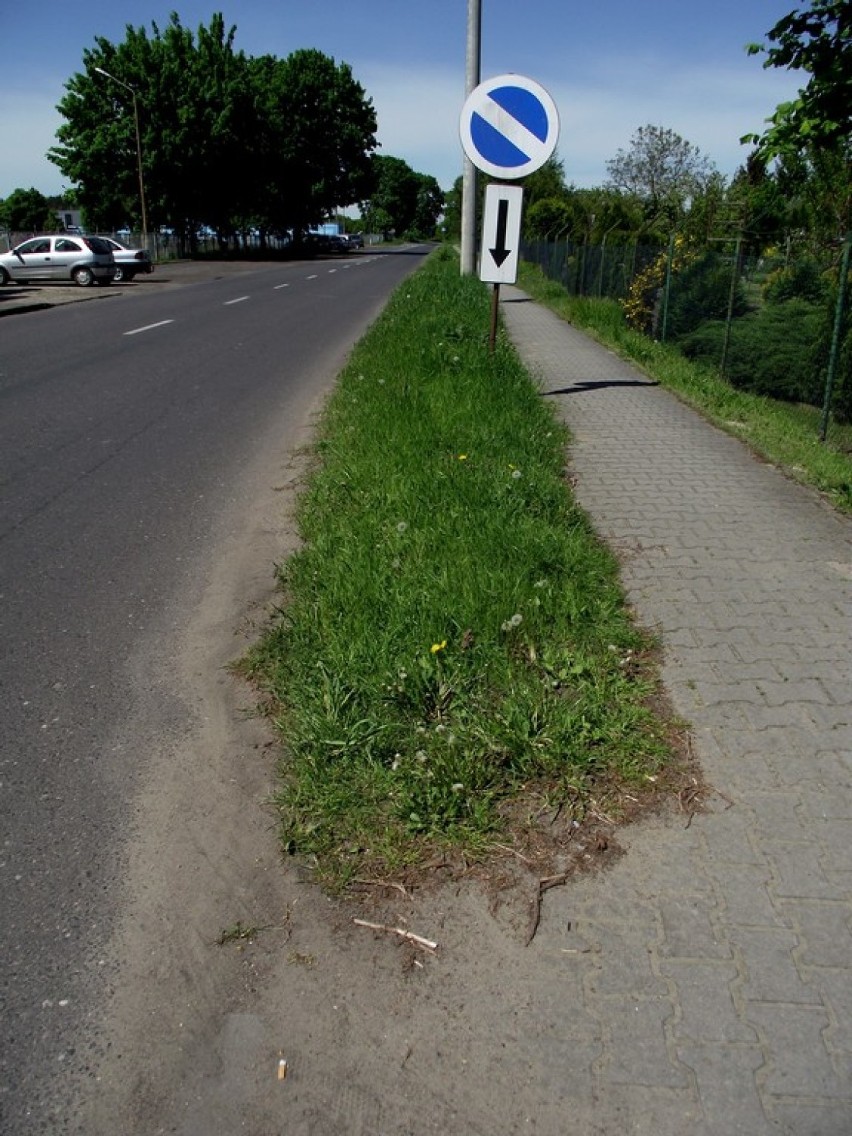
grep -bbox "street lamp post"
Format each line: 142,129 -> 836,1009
94,67 -> 148,252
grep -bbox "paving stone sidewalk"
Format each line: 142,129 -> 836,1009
500,286 -> 852,1136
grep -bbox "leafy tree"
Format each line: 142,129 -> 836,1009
524,197 -> 574,239
441,176 -> 464,240
605,124 -> 717,220
410,174 -> 444,238
0,187 -> 55,232
679,172 -> 730,246
49,14 -> 377,245
727,153 -> 797,254
744,0 -> 852,155
521,156 -> 569,208
775,144 -> 852,241
363,155 -> 420,237
267,49 -> 376,237
578,187 -> 646,244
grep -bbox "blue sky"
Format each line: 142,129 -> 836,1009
2,1 -> 803,199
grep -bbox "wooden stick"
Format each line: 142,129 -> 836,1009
353,918 -> 437,952
353,878 -> 411,898
525,871 -> 570,947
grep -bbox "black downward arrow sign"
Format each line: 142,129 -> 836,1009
490,198 -> 511,267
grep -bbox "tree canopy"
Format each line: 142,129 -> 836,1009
744,0 -> 852,156
48,13 -> 378,243
0,187 -> 56,233
362,155 -> 444,239
605,125 -> 717,220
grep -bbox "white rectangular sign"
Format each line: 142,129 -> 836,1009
479,184 -> 524,285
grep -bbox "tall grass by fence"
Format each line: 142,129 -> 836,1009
523,237 -> 663,301
522,235 -> 852,437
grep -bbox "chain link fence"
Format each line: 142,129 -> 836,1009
522,235 -> 852,441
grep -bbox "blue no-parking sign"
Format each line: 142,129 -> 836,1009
459,74 -> 559,180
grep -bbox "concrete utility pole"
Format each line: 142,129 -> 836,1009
460,0 -> 482,275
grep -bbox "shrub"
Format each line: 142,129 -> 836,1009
680,298 -> 826,404
762,258 -> 831,305
667,250 -> 749,341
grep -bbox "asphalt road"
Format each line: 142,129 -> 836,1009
0,249 -> 428,1133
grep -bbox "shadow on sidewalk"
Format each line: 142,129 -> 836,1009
543,379 -> 660,395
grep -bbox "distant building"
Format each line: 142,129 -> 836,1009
56,208 -> 84,233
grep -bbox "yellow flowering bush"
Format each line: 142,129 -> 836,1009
622,235 -> 693,334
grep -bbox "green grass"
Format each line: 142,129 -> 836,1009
245,247 -> 676,888
518,262 -> 852,513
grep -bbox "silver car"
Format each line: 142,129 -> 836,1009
0,235 -> 115,287
98,237 -> 155,282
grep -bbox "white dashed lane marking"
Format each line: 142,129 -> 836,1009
123,320 -> 175,336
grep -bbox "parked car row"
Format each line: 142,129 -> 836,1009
0,227 -> 365,288
306,232 -> 365,254
0,235 -> 154,286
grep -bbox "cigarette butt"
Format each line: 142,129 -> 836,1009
277,1058 -> 288,1081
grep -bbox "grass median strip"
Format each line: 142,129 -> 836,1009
244,247 -> 679,889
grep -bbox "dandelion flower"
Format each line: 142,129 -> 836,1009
458,453 -> 468,461
430,639 -> 447,654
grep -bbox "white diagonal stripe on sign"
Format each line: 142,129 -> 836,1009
474,96 -> 552,164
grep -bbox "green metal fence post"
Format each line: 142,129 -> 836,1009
660,233 -> 675,342
820,232 -> 852,443
720,232 -> 743,381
